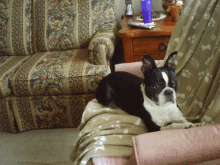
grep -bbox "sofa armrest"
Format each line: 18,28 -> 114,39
115,60 -> 163,78
88,21 -> 118,65
126,124 -> 220,165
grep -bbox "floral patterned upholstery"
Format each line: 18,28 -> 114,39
34,0 -> 116,53
11,94 -> 95,132
88,21 -> 118,65
0,0 -> 118,132
0,0 -> 33,56
11,49 -> 111,96
0,56 -> 30,97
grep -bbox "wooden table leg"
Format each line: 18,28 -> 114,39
122,37 -> 133,63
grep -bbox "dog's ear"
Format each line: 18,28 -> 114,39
141,55 -> 157,74
164,51 -> 178,71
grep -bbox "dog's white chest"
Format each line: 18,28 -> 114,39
140,84 -> 183,127
143,102 -> 183,127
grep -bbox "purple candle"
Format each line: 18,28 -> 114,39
141,0 -> 152,24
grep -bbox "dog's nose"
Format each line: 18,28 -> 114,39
165,90 -> 173,96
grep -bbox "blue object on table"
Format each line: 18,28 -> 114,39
141,0 -> 152,24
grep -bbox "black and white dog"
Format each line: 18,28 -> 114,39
96,51 -> 193,132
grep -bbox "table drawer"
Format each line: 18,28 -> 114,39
133,53 -> 166,62
133,36 -> 170,55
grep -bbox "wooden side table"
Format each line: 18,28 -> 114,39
119,13 -> 176,63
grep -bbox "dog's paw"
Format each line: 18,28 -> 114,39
193,123 -> 203,127
184,123 -> 204,129
161,122 -> 204,131
183,123 -> 196,129
161,123 -> 190,131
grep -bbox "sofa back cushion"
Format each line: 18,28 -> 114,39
33,0 -> 116,53
0,0 -> 33,56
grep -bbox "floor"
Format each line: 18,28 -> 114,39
0,128 -> 79,165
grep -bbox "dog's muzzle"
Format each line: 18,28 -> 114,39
164,89 -> 173,96
158,87 -> 176,106
165,89 -> 175,103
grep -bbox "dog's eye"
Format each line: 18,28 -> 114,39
172,84 -> 176,88
153,84 -> 160,89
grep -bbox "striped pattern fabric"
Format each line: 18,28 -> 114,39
33,0 -> 116,52
0,56 -> 30,97
0,0 -> 117,133
10,49 -> 111,97
0,0 -> 33,56
11,94 -> 95,132
0,97 -> 17,133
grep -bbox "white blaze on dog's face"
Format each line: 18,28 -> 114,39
141,52 -> 178,106
157,71 -> 177,106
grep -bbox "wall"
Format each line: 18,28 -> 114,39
114,0 -> 163,24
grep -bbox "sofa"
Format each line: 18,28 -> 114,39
0,0 -> 118,134
2,1 -> 220,165
0,1 -> 118,164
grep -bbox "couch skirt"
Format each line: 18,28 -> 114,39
0,94 -> 95,133
0,97 -> 17,133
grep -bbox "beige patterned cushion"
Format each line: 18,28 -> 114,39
33,0 -> 116,52
11,49 -> 110,96
0,0 -> 33,56
0,56 -> 30,97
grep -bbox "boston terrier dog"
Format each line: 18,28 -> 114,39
96,51 -> 193,132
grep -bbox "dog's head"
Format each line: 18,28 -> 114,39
141,51 -> 178,106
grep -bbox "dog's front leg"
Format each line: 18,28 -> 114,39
160,123 -> 193,131
172,117 -> 203,127
160,117 -> 203,131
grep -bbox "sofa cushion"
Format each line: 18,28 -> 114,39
11,94 -> 95,132
0,56 -> 30,97
33,0 -> 116,53
11,49 -> 110,97
0,0 -> 33,56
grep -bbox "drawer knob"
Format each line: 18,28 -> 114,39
159,42 -> 168,51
